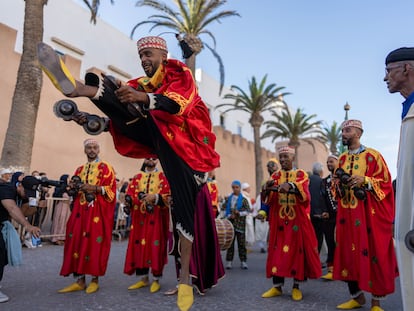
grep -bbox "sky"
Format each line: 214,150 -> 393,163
73,0 -> 414,178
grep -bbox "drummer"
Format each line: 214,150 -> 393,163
223,180 -> 250,270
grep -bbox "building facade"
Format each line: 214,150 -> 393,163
0,0 -> 327,197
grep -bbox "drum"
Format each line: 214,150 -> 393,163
215,218 -> 234,250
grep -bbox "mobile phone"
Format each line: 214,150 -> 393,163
31,235 -> 41,247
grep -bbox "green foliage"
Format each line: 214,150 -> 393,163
216,75 -> 290,196
216,75 -> 290,125
262,106 -> 324,154
82,0 -> 115,24
320,121 -> 341,155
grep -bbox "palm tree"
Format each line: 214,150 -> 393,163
215,75 -> 290,196
320,121 -> 341,155
0,0 -> 110,172
130,0 -> 239,94
82,0 -> 115,24
262,107 -> 324,168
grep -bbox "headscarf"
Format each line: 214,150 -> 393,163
225,180 -> 243,216
10,171 -> 24,186
53,174 -> 69,198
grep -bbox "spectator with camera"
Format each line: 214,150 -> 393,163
333,120 -> 397,311
123,158 -> 170,294
58,139 -> 116,295
0,175 -> 41,303
50,174 -> 71,245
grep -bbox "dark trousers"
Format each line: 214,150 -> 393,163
90,74 -> 200,239
226,230 -> 246,262
347,281 -> 361,296
322,220 -> 336,266
135,267 -> 162,278
272,276 -> 301,286
311,218 -> 324,253
312,217 -> 336,266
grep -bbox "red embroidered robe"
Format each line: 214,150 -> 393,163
265,169 -> 321,280
60,161 -> 116,277
109,59 -> 220,173
124,170 -> 170,275
333,148 -> 398,295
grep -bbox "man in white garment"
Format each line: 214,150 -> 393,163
241,183 -> 255,251
384,47 -> 414,311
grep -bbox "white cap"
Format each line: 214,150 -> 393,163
241,182 -> 250,190
0,168 -> 12,175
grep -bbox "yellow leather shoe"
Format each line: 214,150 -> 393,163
128,280 -> 149,290
261,287 -> 282,298
292,288 -> 303,301
371,307 -> 384,311
85,282 -> 99,294
37,42 -> 76,95
337,299 -> 363,309
58,282 -> 85,293
321,271 -> 333,280
150,280 -> 161,293
177,284 -> 194,311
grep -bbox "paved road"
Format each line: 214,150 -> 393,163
1,240 -> 403,311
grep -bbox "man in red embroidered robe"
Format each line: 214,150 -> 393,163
258,146 -> 321,302
123,158 -> 170,293
58,139 -> 116,294
333,120 -> 397,311
38,36 -> 224,311
207,170 -> 219,218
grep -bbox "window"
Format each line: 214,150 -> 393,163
237,122 -> 243,137
220,114 -> 225,129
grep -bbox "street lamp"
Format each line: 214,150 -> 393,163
339,102 -> 351,154
344,102 -> 351,121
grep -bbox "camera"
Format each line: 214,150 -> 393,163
67,175 -> 82,197
138,191 -> 153,213
335,168 -> 366,200
123,194 -> 133,215
67,175 -> 95,202
265,180 -> 298,194
39,176 -> 63,188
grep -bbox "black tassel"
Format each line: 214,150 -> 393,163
176,34 -> 194,59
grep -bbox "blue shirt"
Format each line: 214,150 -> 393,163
402,91 -> 414,119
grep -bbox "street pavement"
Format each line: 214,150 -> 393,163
1,240 -> 403,311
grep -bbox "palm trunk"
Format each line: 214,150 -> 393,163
252,125 -> 263,197
0,0 -> 47,171
185,54 -> 196,79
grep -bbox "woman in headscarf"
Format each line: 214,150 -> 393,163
50,174 -> 70,245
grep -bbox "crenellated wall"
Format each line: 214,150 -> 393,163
213,126 -> 276,198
